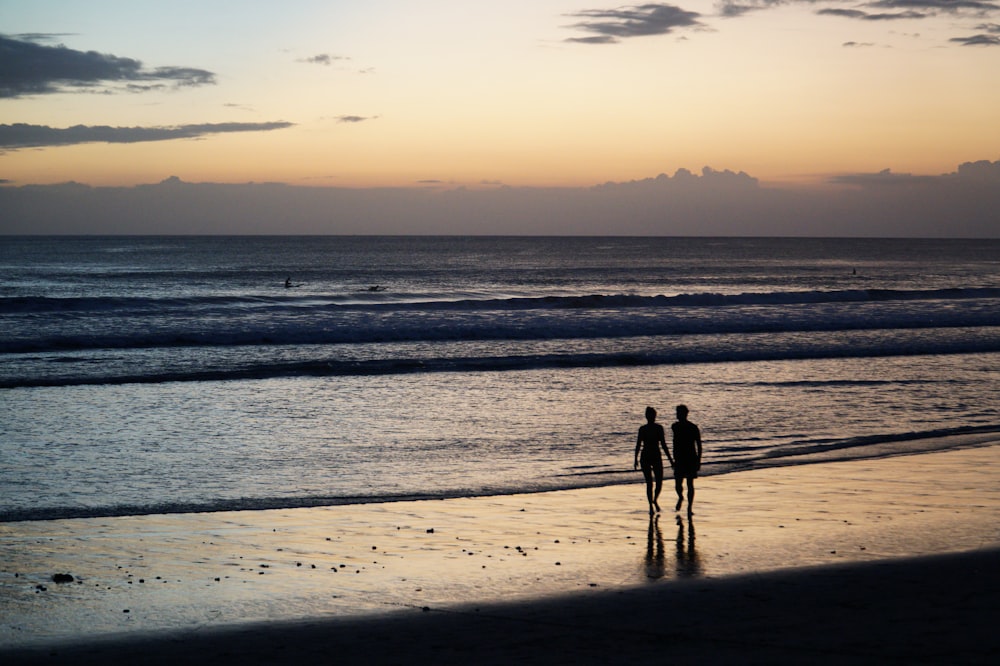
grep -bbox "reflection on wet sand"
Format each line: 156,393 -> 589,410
643,513 -> 702,580
675,514 -> 702,578
644,514 -> 666,579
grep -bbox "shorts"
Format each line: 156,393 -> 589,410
673,457 -> 699,479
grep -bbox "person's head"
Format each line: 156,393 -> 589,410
645,406 -> 657,423
676,404 -> 689,420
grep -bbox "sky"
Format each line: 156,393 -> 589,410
1,0 -> 999,235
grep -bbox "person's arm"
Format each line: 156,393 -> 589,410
634,432 -> 642,470
662,425 -> 674,467
695,426 -> 703,467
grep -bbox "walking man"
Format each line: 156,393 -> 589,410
671,404 -> 702,515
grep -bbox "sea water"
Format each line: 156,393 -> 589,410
1,236 -> 998,521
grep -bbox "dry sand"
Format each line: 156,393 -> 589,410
2,443 -> 998,664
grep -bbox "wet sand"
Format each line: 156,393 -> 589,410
2,443 -> 998,664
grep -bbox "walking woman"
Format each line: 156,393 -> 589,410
634,406 -> 670,515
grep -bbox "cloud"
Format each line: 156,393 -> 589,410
336,115 -> 377,123
0,122 -> 294,150
717,0 -> 1000,22
0,34 -> 215,98
11,32 -> 76,42
865,0 -> 1000,12
566,1 -> 1000,48
828,167 -> 936,187
818,8 -> 929,20
709,0 -> 1000,52
954,159 -> 1000,179
950,32 -> 1000,42
591,166 -> 760,190
299,53 -> 350,66
2,161 -> 997,237
721,0 -> 1000,24
564,3 -> 704,44
717,0 -> 784,18
956,21 -> 1000,41
828,160 -> 1000,187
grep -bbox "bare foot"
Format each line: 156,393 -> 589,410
654,502 -> 661,513
675,498 -> 682,512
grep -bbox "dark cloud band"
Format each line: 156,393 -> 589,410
866,0 -> 1000,11
0,122 -> 294,150
0,35 -> 216,98
818,7 -> 929,19
950,33 -> 1000,43
829,160 -> 1000,186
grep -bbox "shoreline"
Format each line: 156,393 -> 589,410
2,443 -> 998,662
4,429 -> 998,524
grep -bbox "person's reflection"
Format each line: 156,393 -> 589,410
675,514 -> 702,578
643,514 -> 666,580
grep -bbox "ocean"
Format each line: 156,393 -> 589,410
2,236 -> 999,522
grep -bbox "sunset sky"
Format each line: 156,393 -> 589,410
2,1 -> 999,235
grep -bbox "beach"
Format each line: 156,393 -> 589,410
2,443 -> 998,664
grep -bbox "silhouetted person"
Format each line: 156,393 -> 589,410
285,277 -> 292,288
671,404 -> 702,515
634,406 -> 669,515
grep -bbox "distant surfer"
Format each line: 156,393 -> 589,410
367,285 -> 386,292
635,406 -> 670,515
284,277 -> 303,288
671,404 -> 703,515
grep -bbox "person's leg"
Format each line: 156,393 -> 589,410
686,478 -> 695,515
652,460 -> 664,512
641,463 -> 655,510
674,476 -> 684,511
